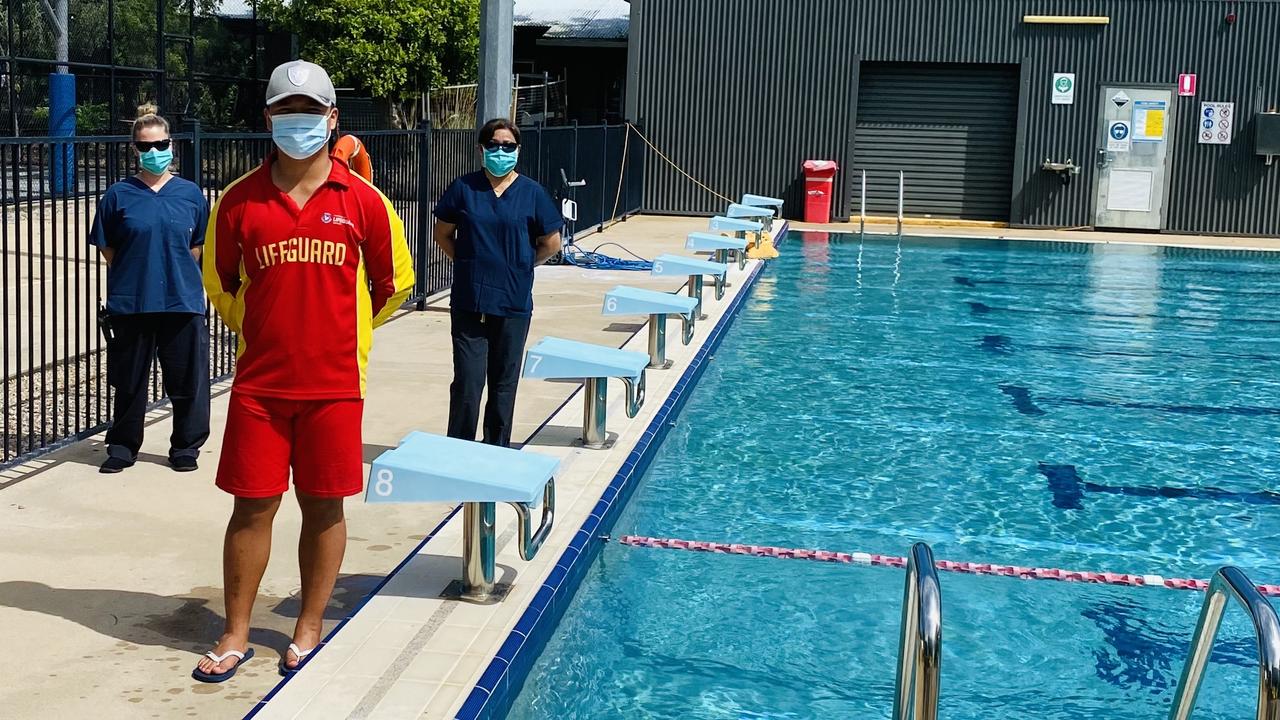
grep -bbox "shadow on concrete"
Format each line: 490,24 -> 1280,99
523,424 -> 609,449
1,385 -> 233,489
0,573 -> 385,655
363,443 -> 397,465
602,322 -> 645,334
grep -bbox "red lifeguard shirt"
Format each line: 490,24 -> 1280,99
202,156 -> 415,399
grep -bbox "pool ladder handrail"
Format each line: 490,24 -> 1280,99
1168,566 -> 1280,720
892,542 -> 941,720
856,169 -> 905,241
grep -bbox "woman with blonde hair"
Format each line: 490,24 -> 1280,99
88,106 -> 211,473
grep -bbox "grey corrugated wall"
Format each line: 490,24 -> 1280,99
628,0 -> 1280,236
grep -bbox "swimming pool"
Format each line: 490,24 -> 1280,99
505,232 -> 1280,719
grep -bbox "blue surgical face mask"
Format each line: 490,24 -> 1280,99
139,148 -> 172,175
483,146 -> 519,177
271,112 -> 331,160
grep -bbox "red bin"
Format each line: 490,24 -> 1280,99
802,160 -> 838,223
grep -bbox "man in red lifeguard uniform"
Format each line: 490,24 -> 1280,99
194,60 -> 414,682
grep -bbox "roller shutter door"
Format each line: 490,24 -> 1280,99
854,63 -> 1018,221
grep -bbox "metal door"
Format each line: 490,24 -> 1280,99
1093,85 -> 1177,230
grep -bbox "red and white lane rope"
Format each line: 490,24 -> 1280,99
616,535 -> 1280,597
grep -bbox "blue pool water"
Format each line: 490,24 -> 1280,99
507,233 -> 1280,720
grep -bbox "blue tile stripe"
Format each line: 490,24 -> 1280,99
456,223 -> 790,720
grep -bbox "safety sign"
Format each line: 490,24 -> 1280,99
1178,74 -> 1197,97
1132,101 -> 1167,142
1052,73 -> 1075,104
1111,90 -> 1131,109
1107,120 -> 1132,152
1198,101 -> 1234,145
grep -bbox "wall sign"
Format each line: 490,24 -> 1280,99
1052,73 -> 1076,104
1178,73 -> 1197,97
1107,120 -> 1132,152
1132,100 -> 1167,142
1199,101 -> 1234,145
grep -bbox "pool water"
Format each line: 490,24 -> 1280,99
507,233 -> 1280,720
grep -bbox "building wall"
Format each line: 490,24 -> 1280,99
628,0 -> 1280,235
516,29 -> 627,124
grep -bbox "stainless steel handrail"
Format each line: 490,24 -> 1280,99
860,169 -> 867,241
897,170 -> 905,239
892,542 -> 941,720
1169,566 -> 1280,720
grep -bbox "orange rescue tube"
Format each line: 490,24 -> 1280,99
333,134 -> 372,182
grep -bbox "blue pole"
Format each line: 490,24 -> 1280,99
49,72 -> 76,194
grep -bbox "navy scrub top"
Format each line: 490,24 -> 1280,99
433,171 -> 564,318
89,176 -> 209,316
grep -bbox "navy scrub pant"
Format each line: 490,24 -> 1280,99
447,309 -> 531,448
105,312 -> 211,462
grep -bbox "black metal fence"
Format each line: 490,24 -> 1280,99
1,121 -> 644,467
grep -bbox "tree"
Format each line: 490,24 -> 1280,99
257,0 -> 479,128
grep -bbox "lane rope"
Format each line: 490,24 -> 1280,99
616,535 -> 1280,597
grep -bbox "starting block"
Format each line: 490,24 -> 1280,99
687,230 -> 748,273
707,216 -> 762,269
651,253 -> 728,320
742,194 -> 784,231
367,431 -> 557,600
602,285 -> 698,369
523,337 -> 648,449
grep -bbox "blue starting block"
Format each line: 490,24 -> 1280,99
742,193 -> 784,210
688,230 -> 749,273
651,253 -> 729,320
727,202 -> 778,234
366,431 -> 557,600
743,194 -> 784,230
726,203 -> 775,220
603,285 -> 698,369
710,218 -> 762,270
523,337 -> 648,449
709,215 -> 763,233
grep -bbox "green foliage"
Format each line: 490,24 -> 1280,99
258,0 -> 479,101
76,102 -> 110,132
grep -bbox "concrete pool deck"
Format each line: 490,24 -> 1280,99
2,215 -> 1276,720
0,214 -> 737,720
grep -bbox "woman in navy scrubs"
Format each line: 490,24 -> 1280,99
432,119 -> 564,447
90,109 -> 211,473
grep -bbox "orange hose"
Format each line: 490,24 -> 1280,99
333,134 -> 372,182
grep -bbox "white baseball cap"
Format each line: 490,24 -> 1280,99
265,60 -> 336,107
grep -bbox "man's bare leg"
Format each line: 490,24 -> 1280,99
283,490 -> 347,671
197,495 -> 282,675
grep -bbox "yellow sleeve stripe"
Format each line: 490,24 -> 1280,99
355,174 -> 416,329
201,168 -> 258,335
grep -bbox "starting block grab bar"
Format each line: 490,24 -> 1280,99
523,337 -> 649,448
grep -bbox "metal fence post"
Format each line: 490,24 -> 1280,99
536,122 -> 544,186
600,123 -> 608,229
415,123 -> 432,310
572,119 -> 579,213
181,118 -> 201,184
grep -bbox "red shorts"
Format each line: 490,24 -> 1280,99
216,392 -> 365,499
